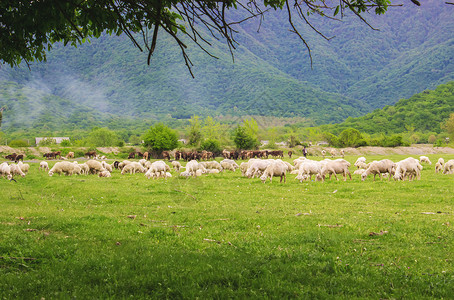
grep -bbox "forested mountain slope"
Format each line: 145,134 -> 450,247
0,0 -> 452,127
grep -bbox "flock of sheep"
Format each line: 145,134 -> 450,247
1,154 -> 453,183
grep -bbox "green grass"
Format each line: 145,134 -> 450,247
1,154 -> 453,299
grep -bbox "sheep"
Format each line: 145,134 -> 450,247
321,150 -> 326,158
171,161 -> 182,172
139,159 -> 147,166
360,159 -> 396,181
353,169 -> 365,175
245,160 -> 272,178
101,161 -> 113,172
208,169 -> 220,174
185,160 -> 205,177
16,161 -> 30,174
79,163 -> 89,175
260,161 -> 286,183
443,159 -> 454,174
329,149 -> 336,158
98,170 -> 112,178
0,162 -> 13,180
179,171 -> 191,177
276,159 -> 294,172
321,159 -> 351,181
201,161 -> 223,171
220,161 -> 236,171
354,157 -> 366,169
435,162 -> 443,173
48,161 -> 77,176
437,158 -> 445,166
220,159 -> 239,170
10,163 -> 27,177
145,161 -> 169,178
393,157 -> 422,181
85,160 -> 106,175
295,159 -> 323,182
122,162 -> 146,175
39,161 -> 49,171
118,160 -> 132,170
340,149 -> 345,158
66,152 -> 75,159
419,156 -> 432,165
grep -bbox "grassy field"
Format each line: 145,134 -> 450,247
1,154 -> 453,299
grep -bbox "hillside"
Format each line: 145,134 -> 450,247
0,1 -> 453,129
320,81 -> 454,135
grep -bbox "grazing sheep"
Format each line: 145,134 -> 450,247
353,169 -> 365,175
354,157 -> 366,169
419,156 -> 432,165
443,159 -> 454,174
321,150 -> 326,158
201,161 -> 223,171
245,160 -> 272,178
340,149 -> 345,158
145,161 -> 169,178
9,163 -> 26,178
435,162 -> 443,173
0,162 -> 13,180
208,169 -> 220,174
122,162 -> 146,175
295,159 -> 323,182
101,161 -> 113,172
329,149 -> 336,158
17,161 -> 30,174
39,161 -> 49,171
260,161 -> 286,183
118,160 -> 132,170
185,160 -> 205,177
393,157 -> 422,181
220,159 -> 239,170
171,161 -> 182,172
321,159 -> 351,181
98,170 -> 112,177
361,159 -> 396,181
66,152 -> 75,159
179,171 -> 191,177
437,158 -> 445,166
49,161 -> 77,176
139,159 -> 147,166
85,160 -> 106,175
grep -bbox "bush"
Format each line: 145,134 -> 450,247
60,140 -> 71,147
9,139 -> 29,147
142,123 -> 178,154
200,139 -> 221,153
337,128 -> 367,147
232,126 -> 259,150
38,138 -> 57,146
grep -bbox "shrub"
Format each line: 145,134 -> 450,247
9,139 -> 29,147
60,140 -> 71,147
142,123 -> 178,154
233,125 -> 259,150
200,139 -> 221,154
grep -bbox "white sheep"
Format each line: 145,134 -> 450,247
435,162 -> 443,173
118,160 -> 132,170
419,156 -> 432,165
98,170 -> 112,177
145,161 -> 169,178
17,161 -> 30,174
122,162 -> 146,175
245,160 -> 272,178
220,161 -> 235,171
393,157 -> 422,181
354,157 -> 366,169
39,161 -> 49,171
353,169 -> 365,175
101,161 -> 113,172
0,162 -> 13,180
295,159 -> 323,182
329,149 -> 336,158
85,160 -> 106,175
11,163 -> 27,177
361,159 -> 396,181
220,159 -> 239,170
340,149 -> 345,158
321,159 -> 351,181
49,161 -> 77,176
260,161 -> 286,183
443,159 -> 454,174
321,150 -> 326,158
437,158 -> 445,166
171,161 -> 182,172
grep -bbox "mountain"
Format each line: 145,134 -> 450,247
320,81 -> 454,135
0,0 -> 453,131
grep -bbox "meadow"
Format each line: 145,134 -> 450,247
1,154 -> 453,299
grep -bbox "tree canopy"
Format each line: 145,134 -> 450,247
1,0 -> 415,76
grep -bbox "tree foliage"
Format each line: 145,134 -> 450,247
142,123 -> 178,153
233,124 -> 259,150
86,127 -> 120,147
0,0 -> 405,74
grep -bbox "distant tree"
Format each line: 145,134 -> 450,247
233,125 -> 259,150
442,113 -> 454,140
143,123 -> 178,153
202,116 -> 221,141
86,127 -> 120,147
428,134 -> 437,144
200,139 -> 221,154
0,0 -> 415,75
187,115 -> 203,147
337,128 -> 367,147
129,135 -> 142,146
